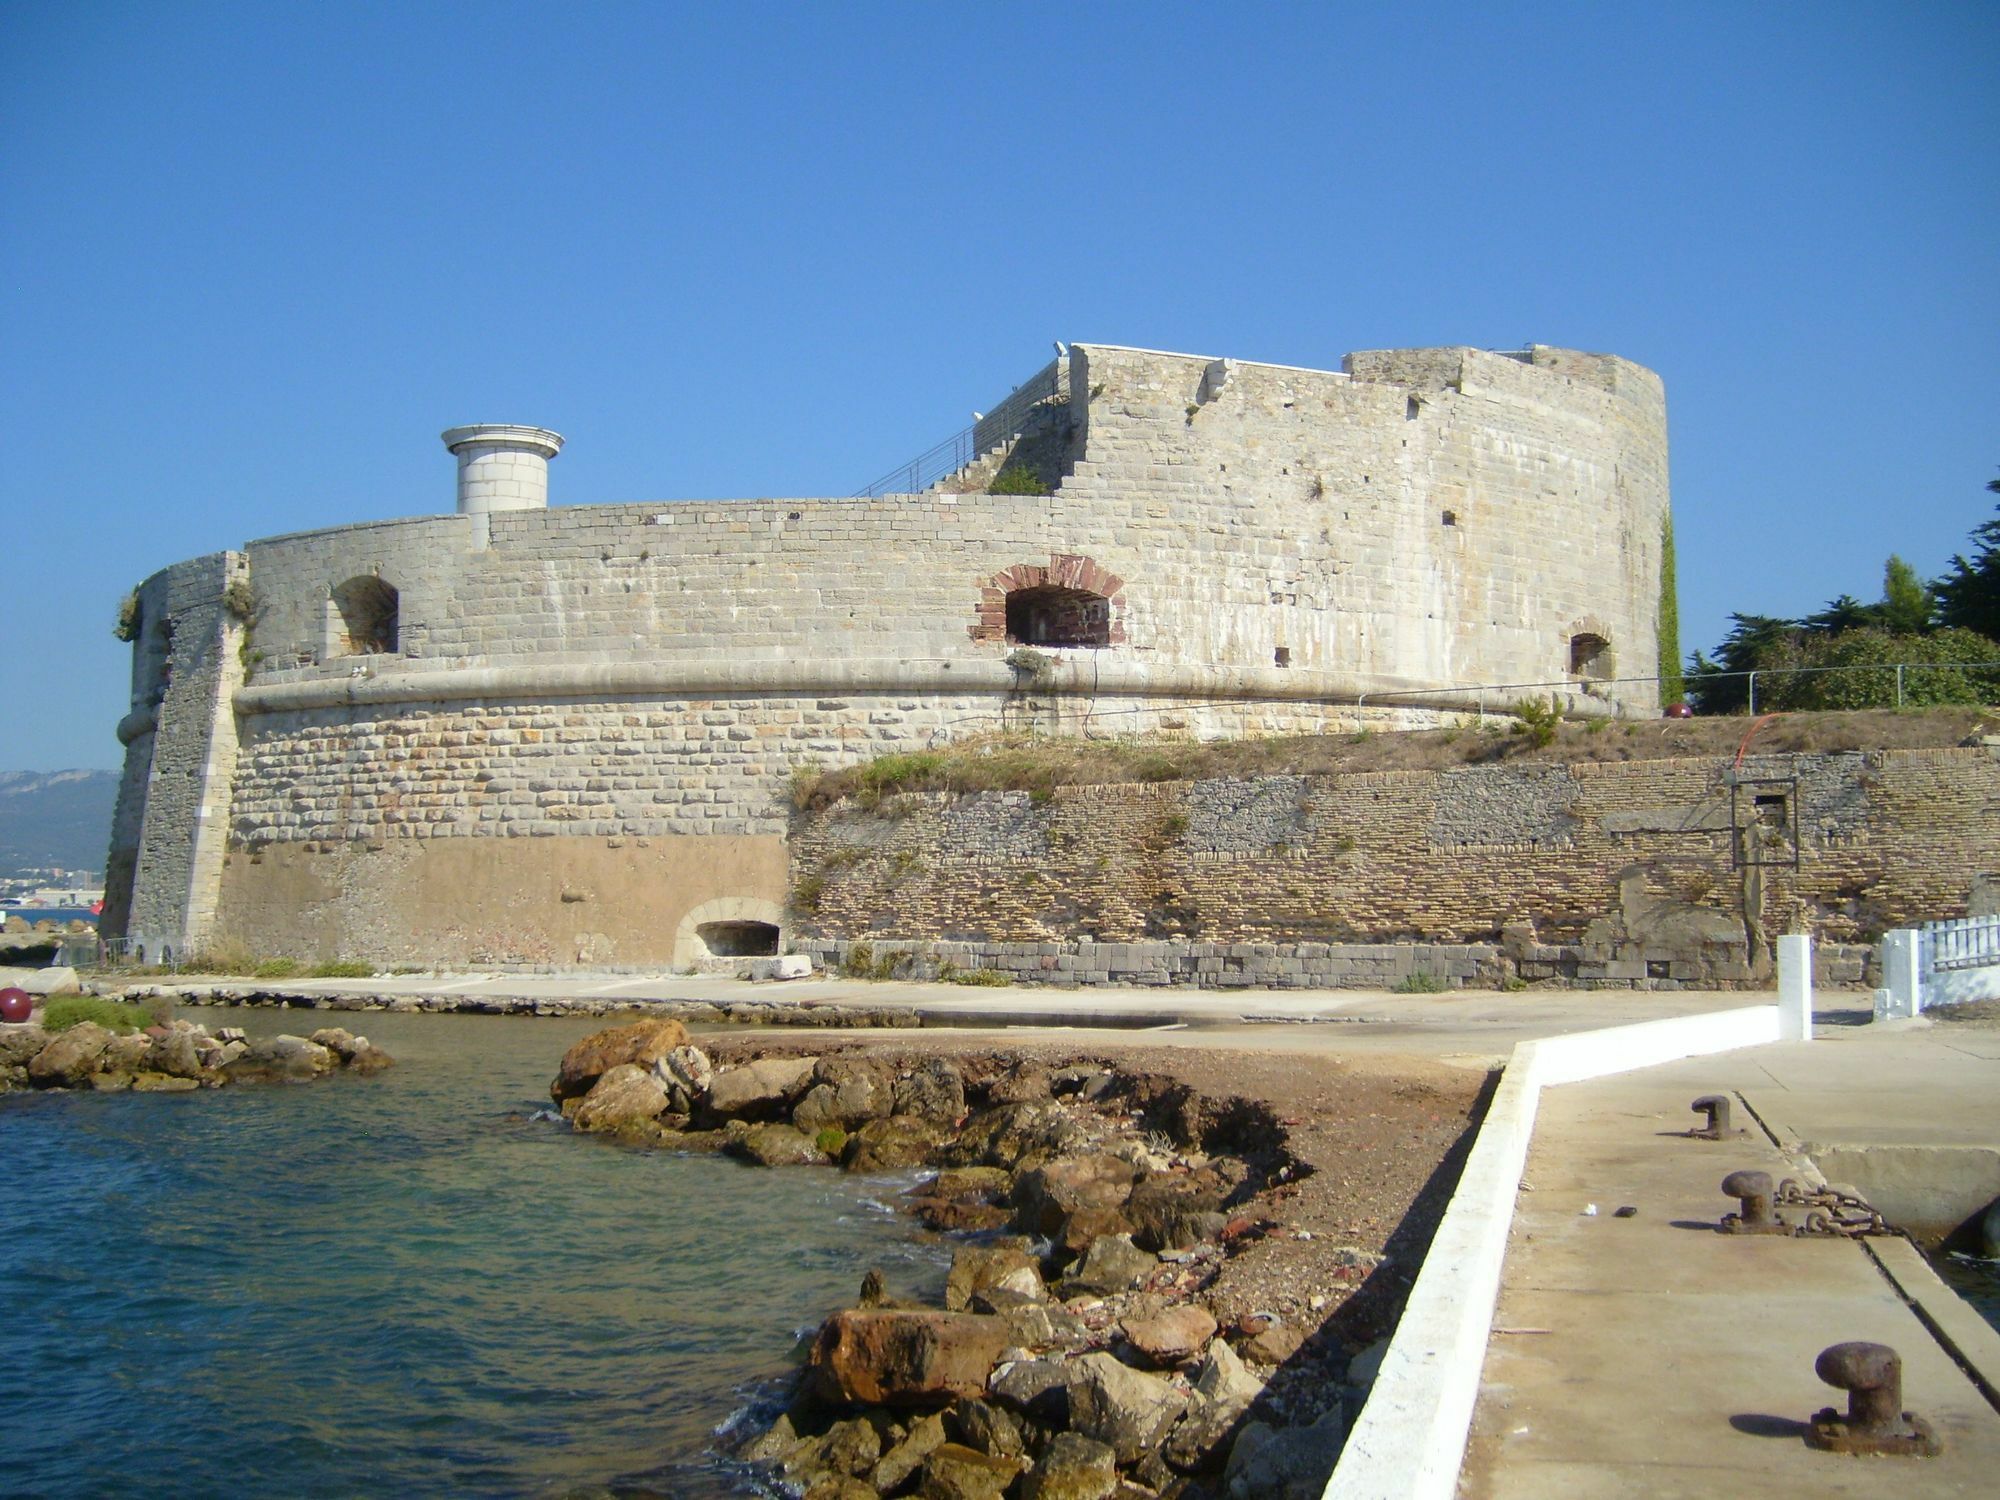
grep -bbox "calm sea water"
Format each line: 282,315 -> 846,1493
1937,1252 -> 2000,1331
0,1012 -> 947,1498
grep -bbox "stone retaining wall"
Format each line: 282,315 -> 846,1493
789,746 -> 2000,988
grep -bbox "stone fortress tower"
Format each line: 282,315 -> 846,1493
102,342 -> 1672,969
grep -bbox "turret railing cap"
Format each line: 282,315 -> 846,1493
440,424 -> 565,458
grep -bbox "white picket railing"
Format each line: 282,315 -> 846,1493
1924,914 -> 2000,974
1879,917 -> 2000,1016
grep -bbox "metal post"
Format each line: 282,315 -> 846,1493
1895,663 -> 1905,708
1747,671 -> 1757,715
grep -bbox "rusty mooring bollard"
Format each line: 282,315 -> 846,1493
1689,1094 -> 1737,1139
1719,1169 -> 1791,1234
1804,1341 -> 1940,1456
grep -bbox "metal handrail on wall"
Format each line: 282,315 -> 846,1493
852,424 -> 983,500
854,359 -> 1067,500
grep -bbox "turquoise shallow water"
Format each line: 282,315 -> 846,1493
0,1012 -> 946,1498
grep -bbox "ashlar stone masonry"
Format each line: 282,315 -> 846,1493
106,342 -> 1673,968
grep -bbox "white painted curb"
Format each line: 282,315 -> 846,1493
1324,1005 -> 1783,1500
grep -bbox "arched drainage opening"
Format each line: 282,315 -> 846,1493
1007,584 -> 1110,647
696,920 -> 780,958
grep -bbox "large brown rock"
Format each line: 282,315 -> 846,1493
946,1101 -> 1089,1170
0,1024 -> 52,1068
28,1021 -> 114,1087
912,1198 -> 1014,1234
810,1310 -> 1010,1407
1065,1234 -> 1158,1295
706,1055 -> 819,1120
147,1029 -> 207,1080
894,1057 -> 967,1123
1011,1155 -> 1138,1238
844,1115 -> 947,1172
550,1018 -> 691,1103
1021,1432 -> 1118,1500
226,1034 -> 336,1082
570,1063 -> 670,1134
1121,1304 -> 1218,1367
1126,1167 -> 1232,1250
1066,1352 -> 1189,1465
1166,1340 -> 1266,1470
99,1032 -> 153,1075
728,1122 -> 830,1167
868,1411 -> 947,1491
945,1244 -> 1045,1312
916,1442 -> 1023,1500
792,1056 -> 896,1133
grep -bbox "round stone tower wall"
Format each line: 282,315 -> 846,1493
442,424 -> 564,515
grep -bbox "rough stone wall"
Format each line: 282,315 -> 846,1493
788,747 -> 2000,988
111,340 -> 1672,961
103,551 -> 248,959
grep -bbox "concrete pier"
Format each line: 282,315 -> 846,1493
1459,1022 -> 2000,1497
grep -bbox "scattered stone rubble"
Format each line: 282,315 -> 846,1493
0,1016 -> 394,1094
552,1020 -> 1366,1500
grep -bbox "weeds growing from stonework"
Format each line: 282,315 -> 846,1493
786,710 -> 1994,817
790,873 -> 826,915
987,466 -> 1049,496
41,996 -> 155,1034
310,960 -> 375,979
1510,695 -> 1560,749
1392,971 -> 1448,994
941,967 -> 1011,987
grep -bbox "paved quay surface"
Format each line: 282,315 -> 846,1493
1460,1017 -> 2000,1499
127,970 -> 1790,1065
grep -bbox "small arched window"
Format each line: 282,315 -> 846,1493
332,576 -> 399,656
1570,632 -> 1613,681
1007,584 -> 1111,648
971,556 -> 1125,647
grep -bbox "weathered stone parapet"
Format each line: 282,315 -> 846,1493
231,656 -> 1623,721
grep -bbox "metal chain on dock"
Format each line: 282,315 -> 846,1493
1775,1178 -> 1894,1239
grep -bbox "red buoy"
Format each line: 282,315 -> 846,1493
0,987 -> 32,1024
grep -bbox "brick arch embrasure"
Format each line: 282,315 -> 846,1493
970,554 -> 1126,646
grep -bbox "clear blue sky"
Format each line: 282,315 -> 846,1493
3,1 -> 1994,771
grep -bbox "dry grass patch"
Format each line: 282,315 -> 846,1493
792,709 -> 1993,813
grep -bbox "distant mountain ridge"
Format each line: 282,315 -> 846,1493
0,770 -> 120,876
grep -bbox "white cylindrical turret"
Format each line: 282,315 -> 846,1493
441,424 -> 564,516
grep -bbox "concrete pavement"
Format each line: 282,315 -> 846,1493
1459,1018 -> 2000,1498
112,968 -> 1848,1065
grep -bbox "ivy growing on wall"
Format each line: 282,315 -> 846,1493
1657,515 -> 1683,706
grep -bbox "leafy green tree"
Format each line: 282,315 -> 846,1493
1881,555 -> 1934,635
1685,614 -> 1801,714
1763,627 -> 1998,711
1934,477 -> 2000,640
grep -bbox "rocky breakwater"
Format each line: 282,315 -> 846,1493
553,1021 -> 1365,1500
0,1016 -> 394,1095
